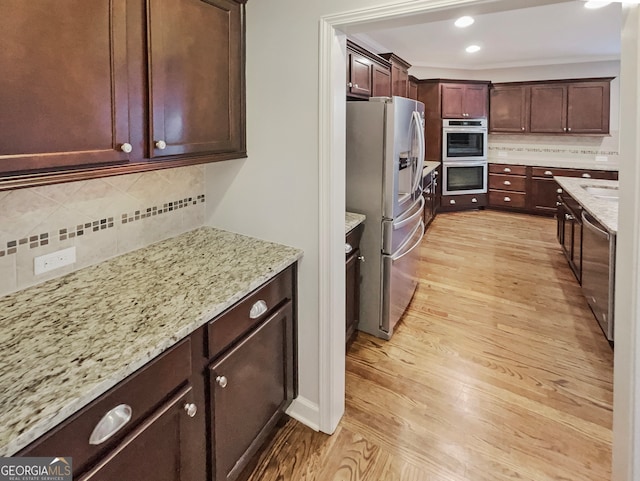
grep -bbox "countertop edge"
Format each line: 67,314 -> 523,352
555,176 -> 618,234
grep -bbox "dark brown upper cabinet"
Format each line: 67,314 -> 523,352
441,82 -> 489,118
0,0 -> 247,191
0,0 -> 131,175
379,53 -> 411,98
489,85 -> 528,133
148,0 -> 244,159
408,75 -> 419,100
490,78 -> 612,135
346,40 -> 391,100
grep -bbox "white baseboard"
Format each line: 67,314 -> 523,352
286,396 -> 320,431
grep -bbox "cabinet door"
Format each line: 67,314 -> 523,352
148,0 -> 244,159
78,386 -> 200,481
372,64 -> 391,97
530,177 -> 560,215
349,54 -> 372,97
441,84 -> 465,118
210,302 -> 294,481
489,86 -> 528,132
346,248 -> 360,346
529,85 -> 567,133
0,0 -> 130,174
567,82 -> 610,134
464,84 -> 488,118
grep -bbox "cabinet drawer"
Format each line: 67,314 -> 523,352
489,190 -> 527,208
19,338 -> 192,474
489,164 -> 527,176
442,193 -> 487,209
207,267 -> 293,359
489,174 -> 526,192
531,167 -> 618,180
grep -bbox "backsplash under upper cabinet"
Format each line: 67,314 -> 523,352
0,165 -> 206,298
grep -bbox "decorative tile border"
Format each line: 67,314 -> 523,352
487,146 -> 619,156
0,194 -> 206,258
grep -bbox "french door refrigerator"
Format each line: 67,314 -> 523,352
346,96 -> 425,340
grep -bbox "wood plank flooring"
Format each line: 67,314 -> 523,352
243,210 -> 614,481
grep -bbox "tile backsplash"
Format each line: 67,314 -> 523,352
0,165 -> 206,297
488,130 -> 620,169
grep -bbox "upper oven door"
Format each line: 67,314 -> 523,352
443,160 -> 487,195
442,127 -> 487,161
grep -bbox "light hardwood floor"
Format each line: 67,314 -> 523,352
243,210 -> 613,481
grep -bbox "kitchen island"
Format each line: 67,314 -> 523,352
0,226 -> 302,459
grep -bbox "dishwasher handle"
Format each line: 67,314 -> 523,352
582,211 -> 610,240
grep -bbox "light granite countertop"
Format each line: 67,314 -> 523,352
423,161 -> 440,176
555,177 -> 619,233
345,212 -> 366,234
0,227 -> 303,456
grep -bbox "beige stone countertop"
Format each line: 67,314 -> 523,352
345,212 -> 366,234
488,157 -> 619,172
0,227 -> 303,456
423,161 -> 440,176
555,177 -> 618,233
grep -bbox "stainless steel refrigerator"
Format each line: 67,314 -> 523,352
346,96 -> 425,340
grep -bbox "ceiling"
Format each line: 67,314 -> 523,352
350,1 -> 622,70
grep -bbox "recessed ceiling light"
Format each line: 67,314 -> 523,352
466,45 -> 481,54
454,16 -> 475,28
584,1 -> 612,8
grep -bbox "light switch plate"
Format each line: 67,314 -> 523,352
34,247 -> 76,275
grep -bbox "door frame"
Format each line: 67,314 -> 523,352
317,1 -> 640,479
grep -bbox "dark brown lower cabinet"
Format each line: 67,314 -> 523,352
557,192 -> 583,283
345,224 -> 364,348
210,302 -> 294,481
78,386 -> 196,481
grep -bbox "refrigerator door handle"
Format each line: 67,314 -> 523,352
392,220 -> 424,261
394,196 -> 424,229
411,111 -> 425,195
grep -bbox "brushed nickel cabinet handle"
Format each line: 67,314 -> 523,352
504,168 -> 511,173
471,198 -> 478,203
120,143 -> 133,153
249,300 -> 268,319
504,197 -> 511,202
545,170 -> 553,176
557,188 -> 563,194
358,255 -> 365,262
345,243 -> 353,255
216,375 -> 228,388
450,199 -> 456,205
347,82 -> 353,88
155,140 -> 167,150
582,173 -> 592,178
89,404 -> 132,445
504,180 -> 511,186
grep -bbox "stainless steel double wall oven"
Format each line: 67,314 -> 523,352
442,118 -> 488,197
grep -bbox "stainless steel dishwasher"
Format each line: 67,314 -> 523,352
581,211 -> 615,342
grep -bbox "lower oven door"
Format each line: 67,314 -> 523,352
443,160 -> 487,196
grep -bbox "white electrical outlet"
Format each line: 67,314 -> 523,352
34,246 -> 76,275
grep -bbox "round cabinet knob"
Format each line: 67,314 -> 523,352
347,82 -> 353,88
582,173 -> 592,179
545,171 -> 553,176
504,197 -> 511,202
557,188 -> 563,194
450,199 -> 456,205
120,143 -> 133,153
521,127 -> 525,131
504,181 -> 511,186
556,201 -> 562,207
216,375 -> 228,388
345,243 -> 353,255
433,171 -> 438,177
471,198 -> 478,203
184,403 -> 197,418
504,168 -> 511,173
358,255 -> 365,263
354,84 -> 359,88
155,140 -> 167,150
565,213 -> 574,221
568,128 -> 572,132
563,127 -> 567,132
